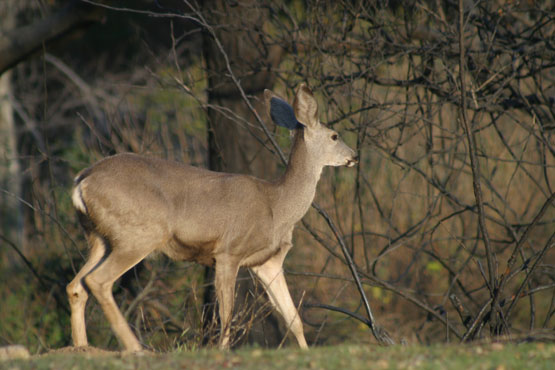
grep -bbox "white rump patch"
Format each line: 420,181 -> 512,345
71,185 -> 87,214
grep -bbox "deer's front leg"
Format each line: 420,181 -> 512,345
214,257 -> 239,349
252,249 -> 308,349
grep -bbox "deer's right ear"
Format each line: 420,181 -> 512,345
264,89 -> 302,130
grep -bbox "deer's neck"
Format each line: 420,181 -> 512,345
271,130 -> 323,227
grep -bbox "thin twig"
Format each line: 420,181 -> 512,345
311,202 -> 394,345
505,231 -> 555,321
458,0 -> 496,296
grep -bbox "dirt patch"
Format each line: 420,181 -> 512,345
44,346 -> 119,357
43,346 -> 158,358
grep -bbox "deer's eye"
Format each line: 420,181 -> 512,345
331,134 -> 338,141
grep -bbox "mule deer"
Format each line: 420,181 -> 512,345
67,84 -> 357,352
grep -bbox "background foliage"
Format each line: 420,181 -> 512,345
0,0 -> 553,353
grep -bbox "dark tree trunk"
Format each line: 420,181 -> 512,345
200,0 -> 285,347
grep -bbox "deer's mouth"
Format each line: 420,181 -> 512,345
345,157 -> 358,167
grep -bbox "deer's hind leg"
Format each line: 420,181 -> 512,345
84,237 -> 158,352
67,232 -> 107,347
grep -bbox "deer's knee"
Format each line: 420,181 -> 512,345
67,279 -> 88,306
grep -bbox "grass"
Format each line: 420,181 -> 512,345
3,342 -> 554,370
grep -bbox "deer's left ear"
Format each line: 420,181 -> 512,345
264,89 -> 302,130
293,83 -> 318,129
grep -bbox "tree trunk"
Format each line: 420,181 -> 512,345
201,0 -> 285,347
0,3 -> 23,266
0,71 -> 24,266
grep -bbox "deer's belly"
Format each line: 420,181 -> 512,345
160,236 -> 217,266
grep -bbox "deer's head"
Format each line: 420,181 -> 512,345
265,84 -> 358,168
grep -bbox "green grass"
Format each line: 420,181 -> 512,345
3,343 -> 554,370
